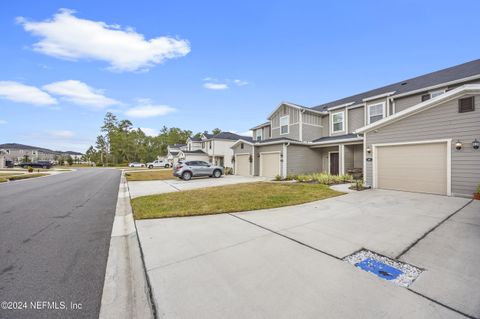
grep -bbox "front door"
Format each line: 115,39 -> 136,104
330,153 -> 339,175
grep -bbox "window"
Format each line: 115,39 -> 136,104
430,90 -> 445,99
240,143 -> 244,149
256,129 -> 262,141
280,116 -> 289,134
459,96 -> 475,113
421,94 -> 430,102
331,111 -> 344,133
368,103 -> 385,124
209,141 -> 212,149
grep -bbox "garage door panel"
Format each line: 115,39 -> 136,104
376,143 -> 447,195
236,154 -> 250,176
260,153 -> 280,178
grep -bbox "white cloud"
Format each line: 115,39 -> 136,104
203,83 -> 229,90
0,120 -> 7,124
18,9 -> 191,72
0,81 -> 57,105
43,80 -> 119,108
125,99 -> 175,118
233,79 -> 248,86
47,130 -> 75,138
139,127 -> 159,137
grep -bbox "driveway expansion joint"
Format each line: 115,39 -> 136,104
396,199 -> 474,259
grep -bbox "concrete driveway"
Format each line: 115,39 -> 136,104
128,175 -> 266,198
136,190 -> 478,319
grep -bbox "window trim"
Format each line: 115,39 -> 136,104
429,89 -> 446,99
279,115 -> 289,135
331,111 -> 345,133
367,102 -> 386,125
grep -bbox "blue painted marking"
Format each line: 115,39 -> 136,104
355,258 -> 403,280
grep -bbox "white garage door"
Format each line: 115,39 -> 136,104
235,154 -> 251,176
375,142 -> 448,195
260,152 -> 281,178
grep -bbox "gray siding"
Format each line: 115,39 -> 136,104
365,94 -> 480,196
271,123 -> 300,140
286,145 -> 322,175
353,144 -> 363,168
302,124 -> 323,141
253,125 -> 271,141
232,142 -> 253,154
320,146 -> 339,173
348,106 -> 365,133
321,115 -> 330,137
270,105 -> 300,140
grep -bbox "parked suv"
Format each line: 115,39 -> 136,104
147,159 -> 170,169
19,161 -> 52,169
173,161 -> 223,181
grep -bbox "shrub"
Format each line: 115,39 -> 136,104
274,175 -> 282,181
224,167 -> 234,175
477,183 -> 480,193
294,173 -> 352,185
27,166 -> 33,173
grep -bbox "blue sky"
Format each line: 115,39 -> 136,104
0,0 -> 479,152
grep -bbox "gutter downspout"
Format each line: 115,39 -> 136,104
299,109 -> 305,141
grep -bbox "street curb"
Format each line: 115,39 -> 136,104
99,171 -> 155,319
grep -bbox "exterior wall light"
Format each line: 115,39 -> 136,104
366,147 -> 371,154
455,140 -> 463,150
473,139 -> 480,150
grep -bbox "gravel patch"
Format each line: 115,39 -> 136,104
344,249 -> 423,287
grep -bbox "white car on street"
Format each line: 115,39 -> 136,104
147,159 -> 171,169
128,162 -> 146,168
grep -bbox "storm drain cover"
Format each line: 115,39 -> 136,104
344,250 -> 422,287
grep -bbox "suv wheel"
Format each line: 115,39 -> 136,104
182,171 -> 192,181
165,164 -> 170,168
148,165 -> 153,169
213,169 -> 222,178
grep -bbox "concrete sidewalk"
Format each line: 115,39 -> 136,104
128,175 -> 266,198
136,189 -> 476,318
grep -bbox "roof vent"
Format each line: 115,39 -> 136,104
401,82 -> 407,86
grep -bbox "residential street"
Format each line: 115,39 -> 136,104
0,169 -> 121,319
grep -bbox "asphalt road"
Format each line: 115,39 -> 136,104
0,168 -> 121,319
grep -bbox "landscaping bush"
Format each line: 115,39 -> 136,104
294,173 -> 352,185
274,175 -> 282,181
224,167 -> 234,175
27,166 -> 33,173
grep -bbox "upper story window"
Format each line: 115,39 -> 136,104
280,115 -> 289,135
368,103 -> 385,124
255,129 -> 262,141
421,89 -> 445,102
331,111 -> 344,133
240,143 -> 244,149
209,141 -> 212,149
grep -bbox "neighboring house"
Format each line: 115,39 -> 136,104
61,151 -> 84,162
186,137 -> 203,151
166,142 -> 209,164
0,143 -> 61,162
232,59 -> 480,197
200,132 -> 253,168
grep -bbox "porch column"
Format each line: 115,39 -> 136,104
339,144 -> 345,175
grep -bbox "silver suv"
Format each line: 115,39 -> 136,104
173,161 -> 223,181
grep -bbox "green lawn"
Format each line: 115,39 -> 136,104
131,182 -> 343,219
126,169 -> 174,181
0,173 -> 49,183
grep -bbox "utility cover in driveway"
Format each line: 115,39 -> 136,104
356,258 -> 402,280
344,250 -> 422,287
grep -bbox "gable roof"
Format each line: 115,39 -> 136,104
355,84 -> 480,134
202,131 -> 253,142
250,122 -> 270,130
188,137 -> 202,142
267,102 -> 326,119
312,59 -> 480,111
